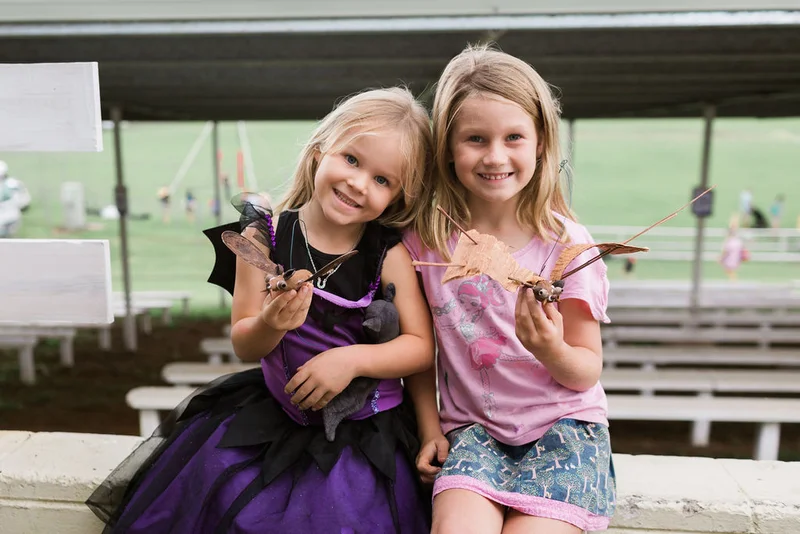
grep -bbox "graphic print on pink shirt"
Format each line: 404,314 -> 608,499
431,275 -> 537,419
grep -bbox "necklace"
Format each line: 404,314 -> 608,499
298,209 -> 364,289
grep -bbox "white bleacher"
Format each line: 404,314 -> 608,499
603,346 -> 800,370
0,326 -> 76,384
113,290 -> 192,315
603,325 -> 800,349
0,239 -> 111,384
201,337 -> 238,364
602,367 -> 800,447
125,384 -> 800,460
161,362 -> 257,385
607,394 -> 800,461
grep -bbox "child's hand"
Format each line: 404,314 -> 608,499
259,283 -> 313,331
416,433 -> 450,484
284,346 -> 356,411
514,287 -> 565,357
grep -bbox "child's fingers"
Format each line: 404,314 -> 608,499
311,392 -> 335,411
284,367 -> 308,395
516,288 -> 533,325
542,301 -> 562,326
436,440 -> 450,464
514,287 -> 525,318
527,292 -> 550,329
297,387 -> 325,411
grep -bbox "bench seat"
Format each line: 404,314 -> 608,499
603,347 -> 800,369
161,362 -> 257,385
607,394 -> 800,461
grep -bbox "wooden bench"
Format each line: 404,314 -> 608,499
602,368 -> 800,446
161,362 -> 257,385
603,325 -> 800,349
607,394 -> 800,461
200,337 -> 238,364
114,290 -> 192,315
126,386 -> 196,436
0,65 -> 109,383
607,309 -> 800,328
125,385 -> 800,459
0,334 -> 39,384
603,347 -> 800,370
0,326 -> 76,384
112,297 -> 175,328
96,305 -> 146,351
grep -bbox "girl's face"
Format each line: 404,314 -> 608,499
313,129 -> 404,228
449,94 -> 540,211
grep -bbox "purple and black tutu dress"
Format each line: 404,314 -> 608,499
87,209 -> 430,534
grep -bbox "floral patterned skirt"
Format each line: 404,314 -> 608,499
433,419 -> 615,531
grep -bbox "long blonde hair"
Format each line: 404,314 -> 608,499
278,87 -> 432,228
412,43 -> 573,258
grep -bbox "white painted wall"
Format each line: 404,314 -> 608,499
0,63 -> 102,152
0,1 -> 798,23
1,431 -> 799,533
0,240 -> 112,326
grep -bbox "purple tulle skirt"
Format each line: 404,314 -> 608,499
87,369 -> 430,534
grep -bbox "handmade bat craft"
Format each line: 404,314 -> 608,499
216,193 -> 358,293
221,229 -> 357,293
413,188 -> 713,301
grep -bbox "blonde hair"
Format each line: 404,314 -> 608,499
278,87 -> 432,228
412,43 -> 573,258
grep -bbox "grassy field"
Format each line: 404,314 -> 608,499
2,118 -> 799,309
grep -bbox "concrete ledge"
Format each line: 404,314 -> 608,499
0,431 -> 798,533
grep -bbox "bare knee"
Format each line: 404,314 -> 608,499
431,489 -> 504,534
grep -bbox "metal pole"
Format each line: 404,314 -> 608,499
567,118 -> 575,161
690,104 -> 716,312
211,121 -> 226,309
112,105 -> 136,351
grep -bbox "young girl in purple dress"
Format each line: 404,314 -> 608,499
88,87 -> 435,534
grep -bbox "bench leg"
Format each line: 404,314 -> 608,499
139,410 -> 161,437
124,315 -> 138,352
18,345 -> 35,385
98,326 -> 111,350
162,308 -> 172,325
691,392 -> 713,447
182,298 -> 189,315
141,313 -> 153,335
208,352 -> 222,364
755,423 -> 781,461
60,338 -> 74,367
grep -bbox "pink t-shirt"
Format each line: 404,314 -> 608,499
403,217 -> 611,446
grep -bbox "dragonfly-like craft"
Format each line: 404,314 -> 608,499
413,188 -> 714,301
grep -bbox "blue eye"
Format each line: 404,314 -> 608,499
467,135 -> 483,143
345,154 -> 358,166
507,134 -> 522,141
374,176 -> 389,186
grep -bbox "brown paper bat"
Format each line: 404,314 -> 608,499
222,228 -> 358,293
413,187 -> 713,302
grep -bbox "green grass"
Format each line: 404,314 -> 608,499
3,118 -> 799,309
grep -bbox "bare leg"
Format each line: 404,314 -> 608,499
432,489 -> 505,534
502,509 -> 583,534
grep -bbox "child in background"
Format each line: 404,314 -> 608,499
720,226 -> 746,280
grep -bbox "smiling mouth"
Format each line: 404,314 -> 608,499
334,189 -> 361,208
478,172 -> 514,180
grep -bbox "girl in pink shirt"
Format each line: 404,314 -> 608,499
403,44 -> 616,533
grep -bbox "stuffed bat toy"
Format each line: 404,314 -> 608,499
322,283 -> 399,441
